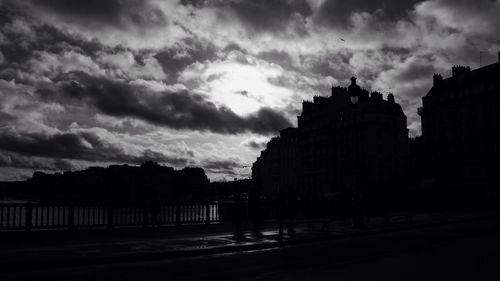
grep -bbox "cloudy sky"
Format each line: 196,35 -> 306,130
0,0 -> 499,181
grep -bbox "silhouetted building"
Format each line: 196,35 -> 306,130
18,162 -> 210,204
408,136 -> 424,184
253,77 -> 409,200
252,127 -> 300,198
419,53 -> 500,188
209,179 -> 254,199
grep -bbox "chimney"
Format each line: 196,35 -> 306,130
433,74 -> 443,86
370,92 -> 382,100
387,94 -> 395,103
350,76 -> 357,85
498,51 -> 500,62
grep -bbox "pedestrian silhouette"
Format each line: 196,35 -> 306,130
249,188 -> 261,235
233,193 -> 245,236
352,187 -> 365,229
285,188 -> 297,236
149,189 -> 161,228
276,189 -> 286,240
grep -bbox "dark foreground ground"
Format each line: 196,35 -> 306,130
3,216 -> 500,281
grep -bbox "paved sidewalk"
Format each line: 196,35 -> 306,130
1,210 -> 499,273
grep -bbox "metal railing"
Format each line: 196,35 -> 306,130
0,198 -> 420,232
0,202 -> 222,231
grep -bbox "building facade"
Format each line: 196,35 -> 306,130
419,53 -> 500,188
252,77 -> 409,199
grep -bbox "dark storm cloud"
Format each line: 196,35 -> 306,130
315,0 -> 423,28
257,50 -> 296,70
0,6 -> 107,65
34,24 -> 110,56
201,158 -> 242,176
134,149 -> 190,167
222,43 -> 247,53
299,50 -> 355,80
395,63 -> 435,83
229,0 -> 312,34
0,151 -> 76,171
243,140 -> 267,150
54,73 -> 292,135
31,0 -> 167,29
202,158 -> 241,170
0,112 -> 16,124
0,128 -> 189,167
428,0 -> 500,44
155,39 -> 218,83
180,0 -> 312,35
0,129 -> 114,161
0,6 -> 36,64
178,0 -> 210,8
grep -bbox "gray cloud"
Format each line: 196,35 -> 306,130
233,90 -> 249,97
31,0 -> 168,29
155,38 -> 218,83
51,73 -> 292,135
315,0 -> 423,28
229,0 -> 312,34
394,62 -> 435,83
0,127 -> 189,167
418,0 -> 500,45
202,158 -> 241,170
243,139 -> 267,150
0,150 -> 77,171
257,50 -> 296,70
201,157 -> 242,176
180,0 -> 312,35
0,9 -> 108,66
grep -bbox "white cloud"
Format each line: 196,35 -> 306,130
97,51 -> 167,80
28,50 -> 104,79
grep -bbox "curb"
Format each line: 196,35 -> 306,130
2,214 -> 500,273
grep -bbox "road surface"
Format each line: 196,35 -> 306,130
3,218 -> 500,280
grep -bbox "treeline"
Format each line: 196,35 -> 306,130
13,161 -> 209,204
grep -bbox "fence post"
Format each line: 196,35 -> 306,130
143,205 -> 148,228
175,204 -> 181,226
68,204 -> 75,231
25,202 -> 32,231
205,203 -> 211,225
107,205 -> 114,229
